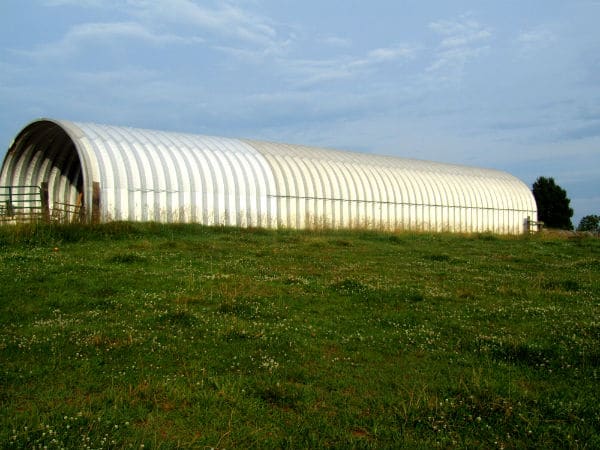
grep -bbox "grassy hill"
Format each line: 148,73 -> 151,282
1,223 -> 599,448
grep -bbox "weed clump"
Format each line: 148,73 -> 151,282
107,252 -> 145,264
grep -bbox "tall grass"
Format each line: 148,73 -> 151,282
0,223 -> 599,448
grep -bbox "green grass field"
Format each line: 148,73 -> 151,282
1,223 -> 599,449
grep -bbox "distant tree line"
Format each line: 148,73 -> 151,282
577,215 -> 600,233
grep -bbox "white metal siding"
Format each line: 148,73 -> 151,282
0,119 -> 538,234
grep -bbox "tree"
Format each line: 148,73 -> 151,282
577,215 -> 600,233
532,176 -> 574,230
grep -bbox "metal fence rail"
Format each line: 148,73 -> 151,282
0,185 -> 44,223
52,201 -> 85,224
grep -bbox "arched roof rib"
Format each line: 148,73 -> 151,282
0,118 -> 537,234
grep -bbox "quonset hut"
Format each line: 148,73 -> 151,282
0,118 -> 537,234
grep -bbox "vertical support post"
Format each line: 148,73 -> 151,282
41,182 -> 50,222
6,186 -> 14,216
92,181 -> 101,224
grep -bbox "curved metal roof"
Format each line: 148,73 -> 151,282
0,118 -> 537,233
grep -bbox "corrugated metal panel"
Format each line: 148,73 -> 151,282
245,139 -> 537,233
0,118 -> 538,234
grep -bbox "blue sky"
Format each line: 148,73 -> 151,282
1,0 -> 599,225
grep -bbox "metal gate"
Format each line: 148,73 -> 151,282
0,185 -> 86,224
0,185 -> 44,223
52,196 -> 85,223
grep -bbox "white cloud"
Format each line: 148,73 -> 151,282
366,46 -> 415,63
17,21 -> 204,60
212,35 -> 293,62
319,36 -> 352,48
426,45 -> 488,75
69,66 -> 157,86
429,17 -> 492,44
427,16 -> 492,80
284,44 -> 416,86
128,0 -> 283,47
40,0 -> 109,6
516,26 -> 557,53
36,0 -> 292,59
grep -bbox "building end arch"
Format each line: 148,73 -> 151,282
0,119 -> 91,222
